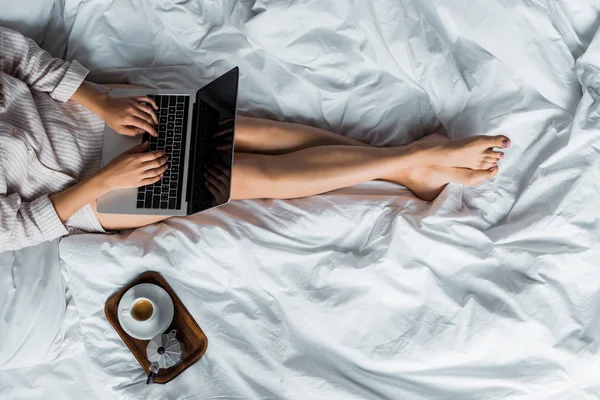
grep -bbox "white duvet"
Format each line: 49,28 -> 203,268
3,0 -> 600,399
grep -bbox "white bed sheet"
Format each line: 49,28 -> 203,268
4,0 -> 600,399
0,240 -> 65,369
0,286 -> 115,400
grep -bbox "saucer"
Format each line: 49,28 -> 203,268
117,283 -> 174,340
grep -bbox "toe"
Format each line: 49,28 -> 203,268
477,159 -> 497,170
480,135 -> 510,149
493,135 -> 510,149
484,156 -> 499,164
466,166 -> 498,186
486,165 -> 499,178
484,149 -> 504,159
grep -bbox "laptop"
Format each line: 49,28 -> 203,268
97,67 -> 239,216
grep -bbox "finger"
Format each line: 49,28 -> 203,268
484,156 -> 499,164
123,141 -> 149,155
140,174 -> 164,185
133,96 -> 158,110
118,126 -> 142,137
138,150 -> 165,163
132,102 -> 158,125
128,107 -> 155,127
143,163 -> 169,179
127,116 -> 158,137
141,155 -> 168,169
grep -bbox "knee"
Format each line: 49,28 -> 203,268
231,154 -> 279,199
234,154 -> 276,183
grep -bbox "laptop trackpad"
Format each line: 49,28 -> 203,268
101,128 -> 142,168
97,127 -> 142,214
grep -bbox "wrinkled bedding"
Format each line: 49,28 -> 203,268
3,0 -> 600,399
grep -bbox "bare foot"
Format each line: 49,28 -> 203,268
396,165 -> 499,201
385,133 -> 500,200
412,133 -> 510,170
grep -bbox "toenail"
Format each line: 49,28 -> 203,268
502,139 -> 509,147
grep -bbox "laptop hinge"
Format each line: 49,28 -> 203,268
186,99 -> 199,215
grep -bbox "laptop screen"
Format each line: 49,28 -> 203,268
187,67 -> 239,215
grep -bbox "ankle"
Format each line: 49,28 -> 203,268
401,142 -> 438,168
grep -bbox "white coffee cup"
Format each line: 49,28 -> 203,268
121,297 -> 158,323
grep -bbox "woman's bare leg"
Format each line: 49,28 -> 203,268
235,116 -> 368,154
230,139 -> 504,200
234,117 -> 508,199
92,200 -> 169,231
232,118 -> 508,200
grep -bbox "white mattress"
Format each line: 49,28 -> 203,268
3,0 -> 600,399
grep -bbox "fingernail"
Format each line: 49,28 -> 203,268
499,153 -> 504,157
490,167 -> 496,171
502,139 -> 509,147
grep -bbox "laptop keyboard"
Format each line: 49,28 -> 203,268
137,94 -> 189,210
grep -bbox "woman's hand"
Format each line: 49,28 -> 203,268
100,96 -> 159,137
94,142 -> 168,192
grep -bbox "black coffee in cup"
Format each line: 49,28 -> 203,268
131,299 -> 154,321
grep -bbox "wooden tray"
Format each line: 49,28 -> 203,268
105,271 -> 208,384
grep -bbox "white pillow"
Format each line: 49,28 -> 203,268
0,240 -> 66,369
0,0 -> 67,57
0,0 -> 55,43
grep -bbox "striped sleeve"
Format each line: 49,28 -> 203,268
0,154 -> 68,252
0,26 -> 89,102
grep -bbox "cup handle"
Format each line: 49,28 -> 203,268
121,308 -> 130,317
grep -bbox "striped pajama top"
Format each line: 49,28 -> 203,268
0,27 -> 106,252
